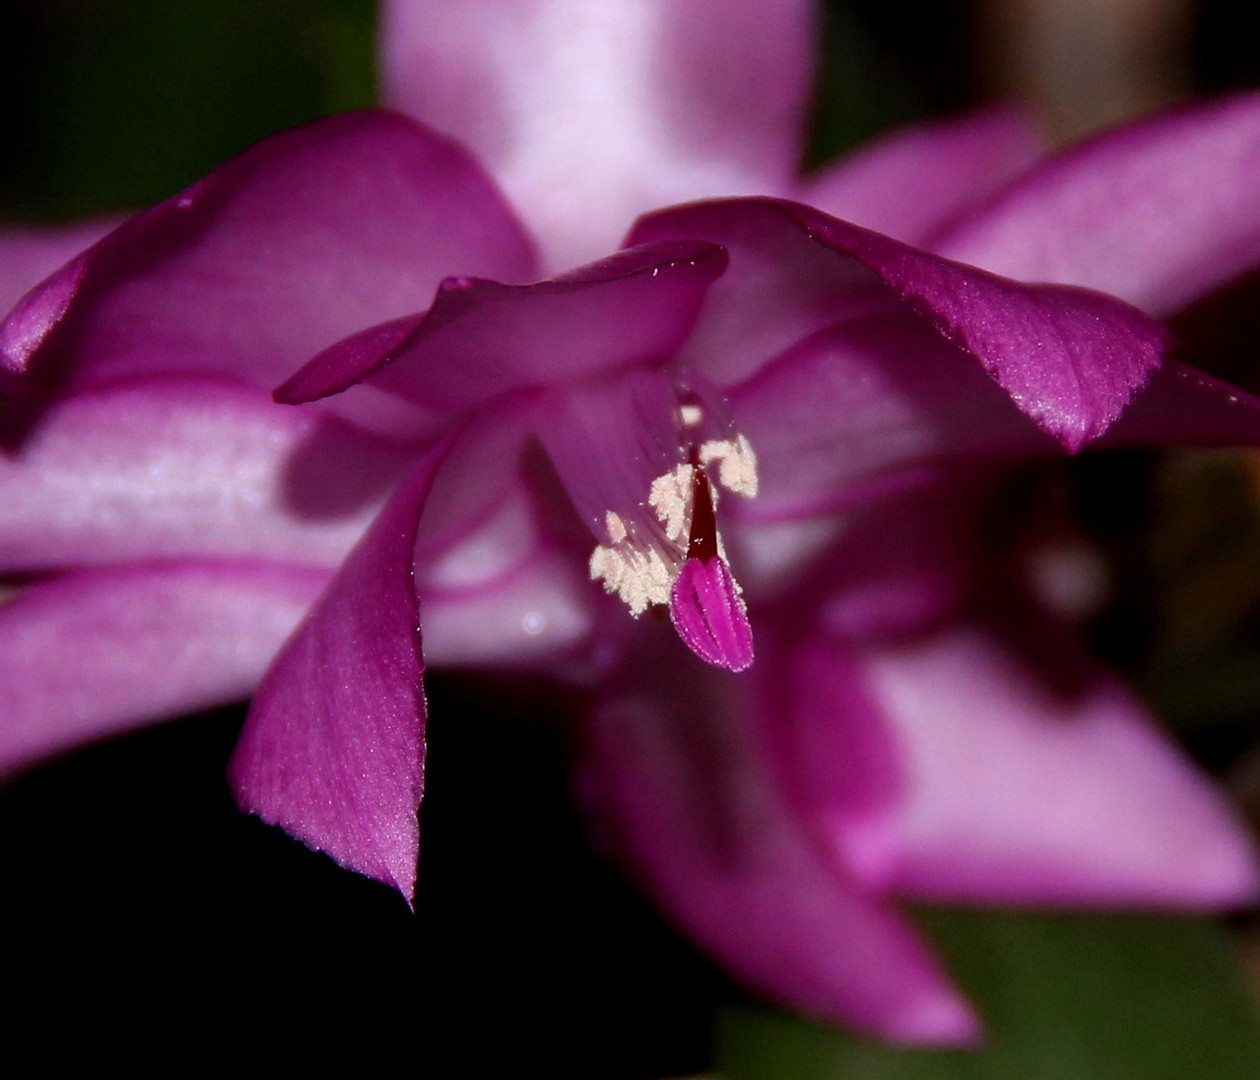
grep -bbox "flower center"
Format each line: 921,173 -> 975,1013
588,409 -> 758,671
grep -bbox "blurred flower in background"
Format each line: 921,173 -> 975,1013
5,1 -> 1260,1076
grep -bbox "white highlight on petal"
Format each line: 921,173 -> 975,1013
463,0 -> 760,269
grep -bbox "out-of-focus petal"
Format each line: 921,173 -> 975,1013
632,198 -> 1168,450
1,111 -> 536,392
577,631 -> 980,1044
0,560 -> 326,775
790,620 -> 1258,907
740,475 -> 998,639
414,396 -> 597,668
1100,361 -> 1260,448
799,109 -> 1044,247
421,543 -> 593,668
229,434 -> 459,900
0,374 -> 414,572
934,92 -> 1260,317
0,220 -> 118,314
277,240 -> 727,410
381,0 -> 813,270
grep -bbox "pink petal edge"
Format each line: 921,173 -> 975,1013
229,432 -> 459,901
936,91 -> 1260,317
2,111 -> 536,393
631,197 -> 1169,451
276,240 -> 727,411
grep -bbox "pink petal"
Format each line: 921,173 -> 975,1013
414,394 -> 597,668
229,436 -> 458,900
535,371 -> 686,535
0,220 -> 118,315
792,620 -> 1258,908
381,0 -> 813,270
799,108 -> 1045,247
2,111 -> 536,392
1100,360 -> 1260,448
729,311 -> 1060,521
726,317 -> 1260,526
276,240 -> 727,410
629,199 -> 894,390
737,475 -> 997,637
935,92 -> 1260,316
0,374 -> 414,572
0,560 -> 326,775
420,542 -> 593,668
577,633 -> 980,1044
632,198 -> 1168,449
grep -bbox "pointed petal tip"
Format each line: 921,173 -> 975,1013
1176,822 -> 1260,910
1,253 -> 88,376
377,853 -> 419,907
1038,410 -> 1096,454
232,786 -> 419,905
273,313 -> 424,405
225,446 -> 451,916
875,987 -> 984,1047
669,556 -> 754,671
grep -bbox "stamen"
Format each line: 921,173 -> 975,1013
588,416 -> 760,671
699,434 -> 758,498
604,510 -> 627,544
589,542 -> 672,616
648,464 -> 694,545
685,458 -> 720,563
669,554 -> 754,672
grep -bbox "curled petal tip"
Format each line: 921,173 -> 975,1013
669,556 -> 754,671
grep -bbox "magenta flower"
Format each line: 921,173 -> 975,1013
5,0 -> 1260,1045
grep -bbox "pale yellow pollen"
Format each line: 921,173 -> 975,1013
589,542 -> 672,616
679,403 -> 704,428
648,463 -> 694,544
699,434 -> 759,498
604,509 -> 628,544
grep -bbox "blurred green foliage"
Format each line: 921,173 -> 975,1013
719,911 -> 1260,1080
0,0 -> 374,218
